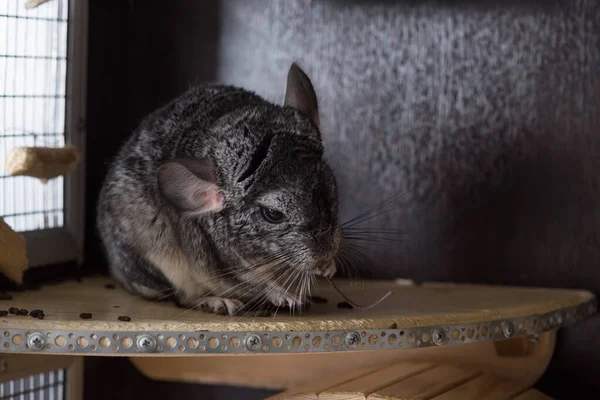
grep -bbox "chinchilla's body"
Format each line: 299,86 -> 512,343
97,64 -> 340,315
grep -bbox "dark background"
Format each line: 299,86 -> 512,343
84,0 -> 600,398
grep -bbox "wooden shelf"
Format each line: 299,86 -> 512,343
0,276 -> 595,357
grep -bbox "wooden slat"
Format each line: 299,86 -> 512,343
320,362 -> 435,399
430,373 -> 519,400
368,365 -> 480,399
265,362 -> 391,400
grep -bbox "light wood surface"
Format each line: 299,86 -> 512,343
0,276 -> 593,332
133,331 -> 555,391
267,359 -> 555,400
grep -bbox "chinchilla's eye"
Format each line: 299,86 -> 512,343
260,206 -> 286,224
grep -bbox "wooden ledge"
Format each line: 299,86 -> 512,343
0,276 -> 594,357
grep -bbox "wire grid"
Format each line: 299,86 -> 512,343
0,369 -> 65,400
0,0 -> 69,232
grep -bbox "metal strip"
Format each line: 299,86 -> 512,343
0,299 -> 595,356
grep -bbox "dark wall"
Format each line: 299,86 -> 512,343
85,0 -> 600,398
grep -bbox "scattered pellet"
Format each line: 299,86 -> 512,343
79,313 -> 93,319
113,305 -> 120,308
336,301 -> 353,309
0,310 -> 8,317
8,307 -> 19,315
29,309 -> 43,318
389,323 -> 397,329
104,283 -> 116,289
0,294 -> 13,300
37,312 -> 45,320
308,295 -> 328,304
118,316 -> 131,322
19,308 -> 28,315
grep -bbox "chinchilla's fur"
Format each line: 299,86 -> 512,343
97,64 -> 340,315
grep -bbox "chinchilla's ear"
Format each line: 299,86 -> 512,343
284,63 -> 321,130
157,159 -> 223,214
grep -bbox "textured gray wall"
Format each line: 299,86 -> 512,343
213,1 -> 600,395
216,0 -> 600,286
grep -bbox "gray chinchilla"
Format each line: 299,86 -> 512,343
97,63 -> 340,315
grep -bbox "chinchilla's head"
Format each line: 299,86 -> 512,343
157,64 -> 340,307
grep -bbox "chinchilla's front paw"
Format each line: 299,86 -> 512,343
315,259 -> 336,279
176,296 -> 245,316
199,297 -> 245,315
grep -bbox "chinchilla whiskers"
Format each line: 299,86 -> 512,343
175,260 -> 291,318
154,287 -> 179,302
340,191 -> 408,228
236,264 -> 303,319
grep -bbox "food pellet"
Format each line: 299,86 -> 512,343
104,283 -> 116,289
37,312 -> 44,320
19,308 -> 28,315
29,309 -> 43,318
309,295 -> 328,304
79,313 -> 93,319
336,301 -> 353,309
8,307 -> 19,314
0,294 -> 13,300
0,310 -> 8,316
118,316 -> 131,322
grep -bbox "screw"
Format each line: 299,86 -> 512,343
502,321 -> 515,338
246,334 -> 262,351
27,333 -> 46,351
137,335 -> 156,353
432,327 -> 446,346
344,331 -> 361,348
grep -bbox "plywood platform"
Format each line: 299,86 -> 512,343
0,276 -> 595,356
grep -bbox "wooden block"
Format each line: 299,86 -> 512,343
6,146 -> 80,183
368,365 -> 480,399
320,361 -> 435,399
0,218 -> 28,283
265,363 -> 389,400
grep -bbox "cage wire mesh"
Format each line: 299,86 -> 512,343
0,0 -> 69,232
0,369 -> 65,400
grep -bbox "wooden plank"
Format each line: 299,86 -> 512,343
263,361 -> 389,399
430,374 -> 519,400
368,365 -> 480,399
513,389 -> 554,400
320,361 -> 435,399
0,276 -> 593,334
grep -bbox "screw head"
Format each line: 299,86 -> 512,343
502,321 -> 515,338
137,335 -> 157,353
432,327 -> 446,346
344,331 -> 361,348
27,333 -> 46,351
246,334 -> 262,351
